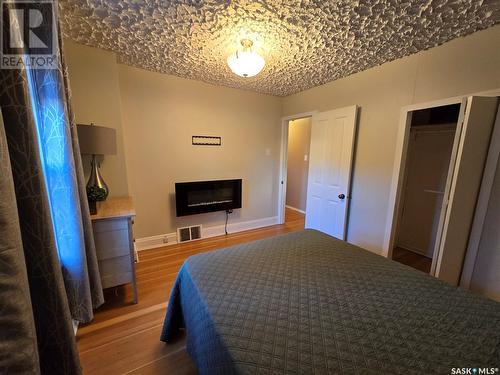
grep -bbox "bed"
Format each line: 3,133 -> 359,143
161,229 -> 500,374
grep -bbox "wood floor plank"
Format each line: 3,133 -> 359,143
125,346 -> 197,375
79,325 -> 188,375
78,303 -> 168,338
78,209 -> 305,374
78,310 -> 166,354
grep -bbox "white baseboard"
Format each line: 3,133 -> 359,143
203,216 -> 279,238
135,216 -> 279,251
135,232 -> 177,251
285,205 -> 306,214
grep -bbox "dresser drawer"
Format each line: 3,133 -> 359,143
93,218 -> 129,233
94,228 -> 131,260
101,271 -> 133,289
90,197 -> 138,302
99,255 -> 132,288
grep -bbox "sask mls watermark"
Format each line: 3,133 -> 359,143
451,368 -> 499,375
1,0 -> 57,69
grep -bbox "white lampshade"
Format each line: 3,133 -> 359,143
227,39 -> 265,78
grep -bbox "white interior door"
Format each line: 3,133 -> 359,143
305,105 -> 357,239
433,96 -> 499,285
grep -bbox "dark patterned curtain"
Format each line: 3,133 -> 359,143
0,0 -> 103,373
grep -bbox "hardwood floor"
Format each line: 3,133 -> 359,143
284,206 -> 304,222
392,247 -> 432,274
77,208 -> 305,374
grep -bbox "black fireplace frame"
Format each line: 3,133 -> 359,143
175,179 -> 242,217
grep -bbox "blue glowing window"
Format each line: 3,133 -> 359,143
27,68 -> 86,276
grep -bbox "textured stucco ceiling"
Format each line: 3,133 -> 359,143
59,0 -> 500,97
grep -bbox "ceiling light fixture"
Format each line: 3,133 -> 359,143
227,39 -> 265,78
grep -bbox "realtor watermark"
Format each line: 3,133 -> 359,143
1,0 -> 57,69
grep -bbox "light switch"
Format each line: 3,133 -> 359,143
304,154 -> 308,161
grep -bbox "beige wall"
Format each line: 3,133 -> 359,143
283,25 -> 500,254
118,65 -> 282,238
470,154 -> 500,302
64,25 -> 500,247
64,40 -> 129,197
64,41 -> 282,238
286,118 -> 311,211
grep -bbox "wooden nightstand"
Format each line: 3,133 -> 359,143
90,197 -> 138,304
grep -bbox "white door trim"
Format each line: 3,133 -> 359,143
278,111 -> 316,224
460,104 -> 500,288
382,97 -> 463,259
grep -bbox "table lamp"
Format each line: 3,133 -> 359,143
77,123 -> 117,213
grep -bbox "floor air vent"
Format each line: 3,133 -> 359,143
177,225 -> 202,243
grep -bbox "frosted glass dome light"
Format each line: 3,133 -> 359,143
227,39 -> 265,78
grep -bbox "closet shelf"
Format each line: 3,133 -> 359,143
424,189 -> 445,194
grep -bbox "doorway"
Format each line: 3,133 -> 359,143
278,112 -> 315,225
278,106 -> 358,240
278,114 -> 313,225
284,118 -> 311,223
392,104 -> 460,273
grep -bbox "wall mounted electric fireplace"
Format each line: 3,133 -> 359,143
175,179 -> 242,217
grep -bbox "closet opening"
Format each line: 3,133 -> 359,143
392,104 -> 461,273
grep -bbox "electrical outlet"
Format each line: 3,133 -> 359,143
162,235 -> 169,243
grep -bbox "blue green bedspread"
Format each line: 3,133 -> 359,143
161,229 -> 500,374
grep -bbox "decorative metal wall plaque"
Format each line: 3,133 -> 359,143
192,136 -> 222,146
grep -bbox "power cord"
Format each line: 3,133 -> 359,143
225,209 -> 233,235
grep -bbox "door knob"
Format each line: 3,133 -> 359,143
338,194 -> 346,200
